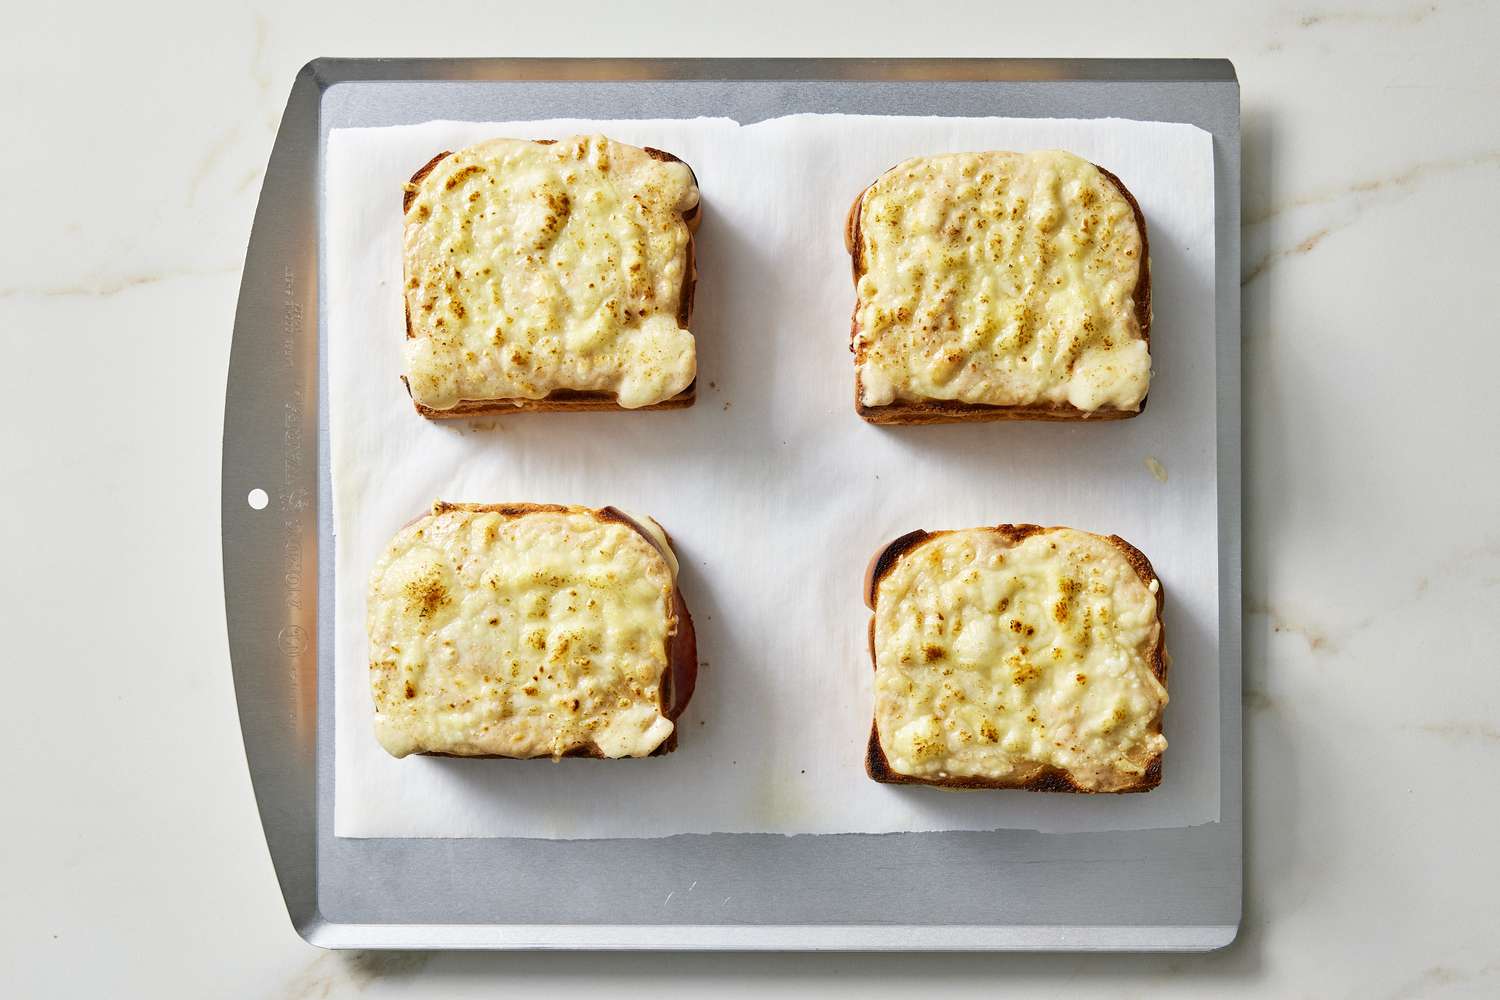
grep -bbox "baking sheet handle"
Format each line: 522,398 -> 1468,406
221,61 -> 324,937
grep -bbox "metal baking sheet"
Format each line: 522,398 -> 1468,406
223,58 -> 1241,951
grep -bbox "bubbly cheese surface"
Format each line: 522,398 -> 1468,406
403,135 -> 699,410
853,150 -> 1149,411
872,527 -> 1167,790
367,504 -> 679,759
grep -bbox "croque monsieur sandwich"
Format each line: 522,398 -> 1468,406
402,135 -> 700,416
864,525 -> 1167,792
847,150 -> 1151,423
367,502 -> 696,759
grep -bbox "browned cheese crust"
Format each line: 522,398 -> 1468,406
846,162 -> 1151,425
413,501 -> 697,759
862,524 -> 1166,792
403,143 -> 700,419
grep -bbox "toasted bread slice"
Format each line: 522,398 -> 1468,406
847,151 -> 1151,424
864,524 -> 1166,792
367,501 -> 697,759
402,136 -> 701,417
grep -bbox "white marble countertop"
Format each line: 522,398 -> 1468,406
3,0 -> 1497,996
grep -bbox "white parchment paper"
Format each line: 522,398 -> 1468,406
329,114 -> 1217,838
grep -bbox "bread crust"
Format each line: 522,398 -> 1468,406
408,501 -> 697,760
863,524 -> 1166,792
408,385 -> 696,419
402,142 -> 700,418
847,159 -> 1151,425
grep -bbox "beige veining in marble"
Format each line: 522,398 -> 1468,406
1243,149 -> 1500,284
1416,721 -> 1500,743
1294,3 -> 1442,30
1246,149 -> 1500,225
0,266 -> 239,300
187,125 -> 245,203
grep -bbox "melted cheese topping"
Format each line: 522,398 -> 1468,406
872,528 -> 1167,791
403,135 -> 699,410
367,504 -> 679,759
853,150 -> 1149,411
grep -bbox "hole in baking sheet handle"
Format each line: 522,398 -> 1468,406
248,488 -> 269,511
